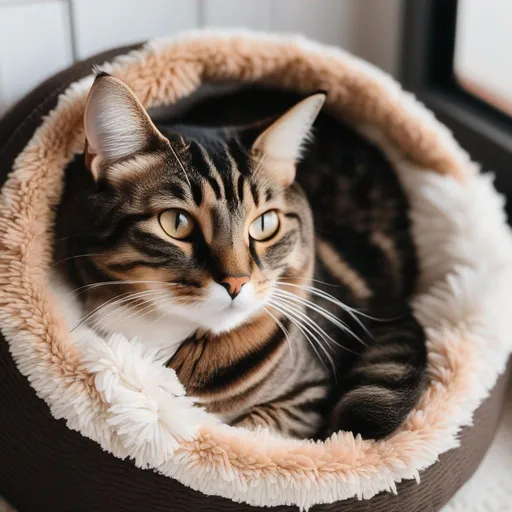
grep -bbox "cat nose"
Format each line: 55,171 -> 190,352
219,275 -> 251,299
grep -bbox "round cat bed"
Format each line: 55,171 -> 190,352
1,31 -> 512,512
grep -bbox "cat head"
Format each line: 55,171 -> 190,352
77,73 -> 325,334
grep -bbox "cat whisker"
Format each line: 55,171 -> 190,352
94,293 -> 190,336
54,231 -> 97,243
168,143 -> 191,188
269,297 -> 358,356
71,288 -> 171,332
276,281 -> 378,338
51,253 -> 104,268
262,306 -> 294,359
276,281 -> 367,315
275,288 -> 354,329
65,280 -> 182,299
272,293 -> 360,351
273,289 -> 369,346
106,292 -> 183,328
268,301 -> 338,376
276,277 -> 341,288
145,297 -> 188,329
253,154 -> 266,174
72,289 -> 142,331
87,289 -> 171,334
269,298 -> 337,353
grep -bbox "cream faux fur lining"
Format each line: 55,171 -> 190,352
1,30 -> 512,510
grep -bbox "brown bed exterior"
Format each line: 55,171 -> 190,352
0,45 -> 508,512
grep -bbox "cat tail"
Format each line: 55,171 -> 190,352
331,305 -> 427,439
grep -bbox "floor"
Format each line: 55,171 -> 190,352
442,382 -> 512,511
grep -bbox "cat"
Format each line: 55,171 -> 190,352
55,72 -> 427,440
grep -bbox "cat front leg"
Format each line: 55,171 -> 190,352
231,398 -> 324,439
231,406 -> 281,432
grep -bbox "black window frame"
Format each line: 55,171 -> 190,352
401,0 -> 512,217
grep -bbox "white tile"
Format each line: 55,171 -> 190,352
345,0 -> 403,76
202,0 -> 272,30
0,1 -> 50,4
0,1 -> 73,116
271,0 -> 402,76
271,0 -> 356,49
70,0 -> 200,60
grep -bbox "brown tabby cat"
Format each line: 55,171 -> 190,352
55,72 -> 426,440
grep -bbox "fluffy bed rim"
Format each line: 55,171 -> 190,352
0,30 -> 511,511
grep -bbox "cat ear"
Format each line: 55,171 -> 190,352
84,72 -> 164,180
251,92 -> 326,187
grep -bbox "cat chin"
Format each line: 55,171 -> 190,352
93,281 -> 265,351
172,281 -> 265,335
200,308 -> 259,335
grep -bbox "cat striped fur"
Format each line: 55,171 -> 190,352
55,74 -> 426,439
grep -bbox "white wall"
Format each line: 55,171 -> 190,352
0,0 -> 403,117
455,0 -> 512,115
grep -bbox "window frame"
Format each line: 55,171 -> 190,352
401,0 -> 512,215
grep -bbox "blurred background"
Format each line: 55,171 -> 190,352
1,0 -> 511,207
0,0 -> 402,116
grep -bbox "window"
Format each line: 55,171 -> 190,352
455,0 -> 512,117
402,0 -> 512,218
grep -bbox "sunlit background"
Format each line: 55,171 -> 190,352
455,0 -> 512,116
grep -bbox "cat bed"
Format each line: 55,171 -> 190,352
1,31 -> 512,512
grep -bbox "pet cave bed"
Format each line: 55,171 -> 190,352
1,31 -> 512,512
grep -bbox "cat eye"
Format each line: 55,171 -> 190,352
159,209 -> 195,240
249,210 -> 280,241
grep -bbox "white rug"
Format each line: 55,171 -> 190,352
442,382 -> 512,512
